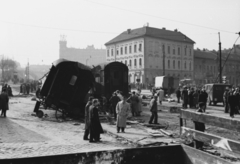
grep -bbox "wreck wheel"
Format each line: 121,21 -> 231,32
55,108 -> 67,122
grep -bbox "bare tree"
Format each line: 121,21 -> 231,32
0,57 -> 17,82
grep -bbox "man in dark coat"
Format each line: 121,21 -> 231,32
176,88 -> 181,103
109,92 -> 120,119
223,88 -> 229,113
0,89 -> 9,117
181,87 -> 188,109
188,88 -> 194,108
228,87 -> 236,118
198,88 -> 208,112
193,102 -> 205,149
7,85 -> 13,97
89,99 -> 104,143
83,96 -> 93,140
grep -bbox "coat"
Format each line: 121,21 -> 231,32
84,101 -> 92,130
128,95 -> 139,113
158,89 -> 164,101
116,101 -> 130,128
149,99 -> 158,112
89,105 -> 104,135
137,95 -> 142,113
0,92 -> 9,111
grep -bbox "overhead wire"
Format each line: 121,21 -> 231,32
83,0 -> 236,34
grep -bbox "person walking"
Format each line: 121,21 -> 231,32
89,99 -> 104,143
83,96 -> 93,140
148,95 -> 158,124
198,88 -> 208,112
176,88 -> 181,103
158,87 -> 164,105
109,92 -> 120,119
116,95 -> 131,133
0,89 -> 9,117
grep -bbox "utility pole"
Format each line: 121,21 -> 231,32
26,59 -> 29,82
162,44 -> 165,75
218,32 -> 222,83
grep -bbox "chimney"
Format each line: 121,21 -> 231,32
162,27 -> 166,30
174,29 -> 178,32
127,29 -> 131,34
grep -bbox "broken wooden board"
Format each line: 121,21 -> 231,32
169,106 -> 181,113
181,144 -> 235,164
180,109 -> 240,133
181,127 -> 240,155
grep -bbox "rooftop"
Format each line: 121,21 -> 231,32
105,26 -> 195,45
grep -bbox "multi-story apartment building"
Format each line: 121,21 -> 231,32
59,37 -> 106,66
194,49 -> 240,86
105,26 -> 195,87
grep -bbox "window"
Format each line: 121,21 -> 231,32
129,60 -> 132,66
111,49 -> 113,56
168,46 -> 170,54
107,49 -> 109,57
168,60 -> 170,68
184,62 -> 186,69
185,47 -> 187,55
125,46 -> 127,54
139,43 -> 142,52
134,45 -> 137,52
139,58 -> 142,66
178,47 -> 180,55
189,49 -> 191,56
189,62 -> 191,70
178,61 -> 180,69
129,45 -> 132,53
121,47 -> 123,55
173,60 -> 175,69
173,47 -> 175,55
125,60 -> 127,65
134,59 -> 137,66
116,49 -> 119,55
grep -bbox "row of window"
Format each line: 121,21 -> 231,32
107,43 -> 142,57
117,58 -> 142,67
165,60 -> 192,70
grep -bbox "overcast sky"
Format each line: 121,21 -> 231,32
0,0 -> 239,67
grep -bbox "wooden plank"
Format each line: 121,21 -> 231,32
180,109 -> 240,133
181,144 -> 234,164
181,127 -> 240,154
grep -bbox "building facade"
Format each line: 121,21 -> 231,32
105,26 -> 195,87
59,37 -> 106,66
194,49 -> 240,86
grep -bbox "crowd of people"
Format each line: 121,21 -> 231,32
20,81 -> 39,95
223,86 -> 240,118
83,90 -> 144,143
175,87 -> 208,112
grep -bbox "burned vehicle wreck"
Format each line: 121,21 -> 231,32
34,59 -> 95,120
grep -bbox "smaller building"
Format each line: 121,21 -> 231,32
194,49 -> 240,86
59,37 -> 106,66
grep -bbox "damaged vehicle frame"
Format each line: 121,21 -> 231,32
33,59 -> 95,120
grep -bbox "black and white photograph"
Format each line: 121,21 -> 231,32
0,0 -> 240,163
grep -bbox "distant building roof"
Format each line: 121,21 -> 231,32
105,26 -> 195,45
194,49 -> 240,61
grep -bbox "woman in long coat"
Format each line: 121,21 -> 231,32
116,95 -> 130,133
0,89 -> 9,117
89,99 -> 104,143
